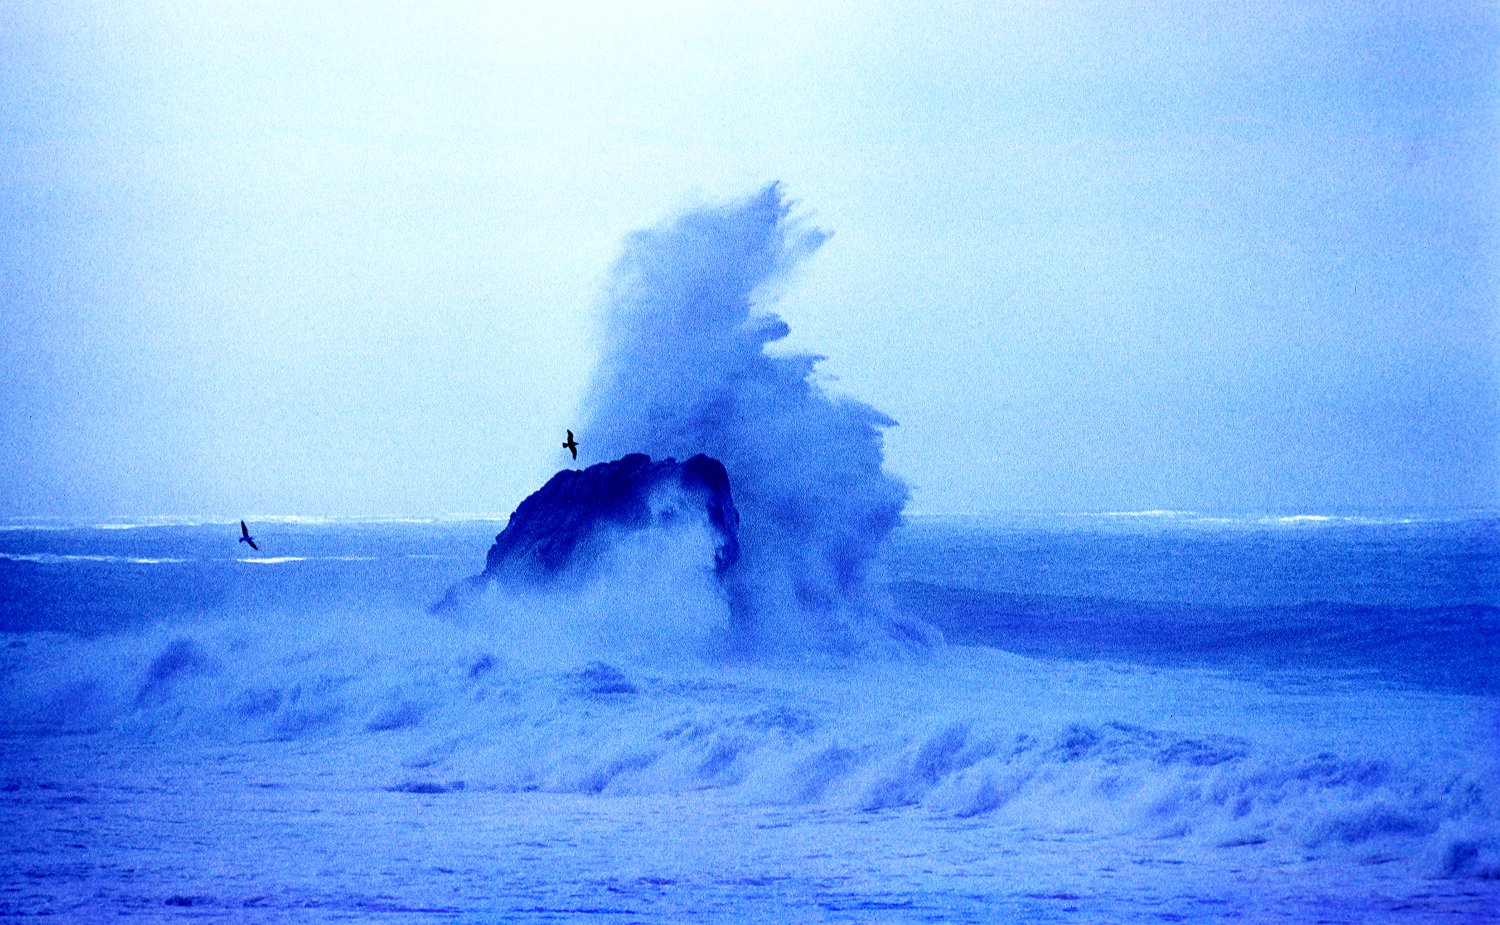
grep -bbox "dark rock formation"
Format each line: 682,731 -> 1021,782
432,453 -> 740,612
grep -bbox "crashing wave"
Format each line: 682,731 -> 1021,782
433,186 -> 934,656
432,453 -> 740,612
574,184 -> 929,654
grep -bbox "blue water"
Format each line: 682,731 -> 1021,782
2,514 -> 1498,921
5,513 -> 1494,691
887,514 -> 1499,694
0,518 -> 502,636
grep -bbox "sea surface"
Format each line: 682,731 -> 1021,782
2,513 -> 1497,922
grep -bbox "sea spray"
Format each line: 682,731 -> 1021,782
577,185 -> 925,654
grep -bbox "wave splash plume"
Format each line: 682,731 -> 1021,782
577,184 -> 923,654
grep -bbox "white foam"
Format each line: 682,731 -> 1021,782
2,594 -> 1494,884
0,553 -> 191,565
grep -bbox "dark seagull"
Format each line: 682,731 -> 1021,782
239,520 -> 259,551
563,429 -> 578,460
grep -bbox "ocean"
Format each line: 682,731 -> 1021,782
1,512 -> 1496,922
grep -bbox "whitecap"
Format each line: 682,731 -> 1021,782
0,553 -> 190,565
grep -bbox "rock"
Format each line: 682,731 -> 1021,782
432,453 -> 740,611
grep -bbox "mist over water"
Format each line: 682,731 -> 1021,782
577,185 -> 919,654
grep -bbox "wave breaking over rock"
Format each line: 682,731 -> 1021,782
575,184 -> 929,654
437,185 -> 933,656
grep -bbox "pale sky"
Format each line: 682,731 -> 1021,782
2,1 -> 1495,518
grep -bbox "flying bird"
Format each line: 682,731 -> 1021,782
563,429 -> 578,460
239,520 -> 259,551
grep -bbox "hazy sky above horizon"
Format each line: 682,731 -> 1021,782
2,1 -> 1495,518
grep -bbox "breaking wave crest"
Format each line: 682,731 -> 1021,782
4,622 -> 1495,881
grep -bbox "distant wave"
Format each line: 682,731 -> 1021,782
238,556 -> 378,565
1090,511 -> 1450,526
0,554 -> 386,566
0,515 -> 517,532
0,554 -> 191,565
1256,514 -> 1418,526
0,520 -> 231,532
902,511 -> 1495,529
